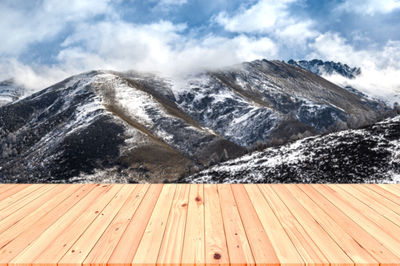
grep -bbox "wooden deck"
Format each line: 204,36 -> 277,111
0,184 -> 400,265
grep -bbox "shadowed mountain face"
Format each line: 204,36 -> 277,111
182,115 -> 400,183
0,59 -> 393,183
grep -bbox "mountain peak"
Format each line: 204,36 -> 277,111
287,59 -> 361,79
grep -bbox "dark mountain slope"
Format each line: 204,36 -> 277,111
0,71 -> 243,183
181,115 -> 400,183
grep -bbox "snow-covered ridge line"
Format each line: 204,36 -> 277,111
183,115 -> 400,183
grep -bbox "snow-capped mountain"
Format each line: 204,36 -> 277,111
182,115 -> 400,183
288,59 -> 400,106
176,59 -> 389,147
0,79 -> 26,107
287,59 -> 361,79
0,71 -> 244,183
0,59 -> 394,183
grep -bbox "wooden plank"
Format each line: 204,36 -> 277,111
59,185 -> 137,265
10,184 -> 116,264
328,184 -> 400,239
108,184 -> 163,265
0,184 -> 95,265
0,184 -> 81,252
181,184 -> 205,265
356,185 -> 400,216
374,184 -> 400,204
0,185 -> 59,234
338,185 -> 400,227
0,184 -> 30,202
284,185 -> 378,265
258,185 -> 329,266
245,185 -> 304,265
0,184 -> 54,222
379,184 -> 400,194
231,184 -> 280,265
313,184 -> 400,260
271,185 -> 353,265
83,184 -> 149,265
1,184 -> 400,265
217,184 -> 255,265
31,185 -> 124,264
299,184 -> 400,265
132,184 -> 176,264
0,183 -> 15,194
366,184 -> 400,205
0,184 -> 43,211
157,184 -> 190,265
204,184 -> 229,265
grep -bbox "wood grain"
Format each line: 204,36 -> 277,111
0,184 -> 399,265
181,184 -> 205,265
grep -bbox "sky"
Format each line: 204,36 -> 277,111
0,0 -> 400,100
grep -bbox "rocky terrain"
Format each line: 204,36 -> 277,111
0,59 -> 394,183
182,115 -> 400,183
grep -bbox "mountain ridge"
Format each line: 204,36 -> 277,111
181,114 -> 400,183
0,59 -> 395,183
287,59 -> 361,79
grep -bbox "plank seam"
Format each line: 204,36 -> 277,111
269,185 -> 332,264
0,185 -> 56,223
60,185 -> 140,264
50,185 -> 125,264
257,184 -> 323,265
217,185 -> 231,264
154,185 -> 178,264
367,185 -> 400,207
229,183 -> 256,263
0,185 -> 84,252
0,184 -> 45,212
180,185 -> 190,264
1,184 -> 99,262
355,185 -> 400,217
304,184 -> 396,263
271,185 -> 355,265
335,185 -> 400,230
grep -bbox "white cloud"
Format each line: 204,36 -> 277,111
0,59 -> 76,91
1,0 -> 398,106
0,17 -> 277,90
215,0 -> 297,33
274,20 -> 318,46
0,0 -> 114,56
337,0 -> 400,15
309,33 -> 400,70
308,33 -> 400,104
58,19 -> 277,77
169,34 -> 277,75
214,0 -> 317,49
157,0 -> 187,7
152,0 -> 188,12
